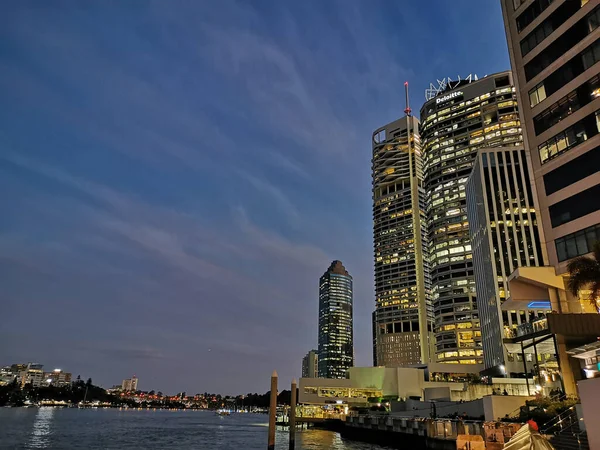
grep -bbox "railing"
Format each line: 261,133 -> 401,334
540,405 -> 579,435
515,318 -> 548,337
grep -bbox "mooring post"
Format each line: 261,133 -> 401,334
268,370 -> 278,450
289,378 -> 297,449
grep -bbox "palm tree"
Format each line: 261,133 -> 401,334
566,241 -> 600,312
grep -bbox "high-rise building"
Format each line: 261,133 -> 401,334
318,260 -> 353,378
501,0 -> 600,274
420,71 -> 524,364
302,350 -> 318,378
466,146 -> 546,375
122,376 -> 138,391
371,115 -> 434,367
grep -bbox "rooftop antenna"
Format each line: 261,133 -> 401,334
404,81 -> 412,116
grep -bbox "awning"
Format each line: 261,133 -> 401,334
503,267 -> 565,311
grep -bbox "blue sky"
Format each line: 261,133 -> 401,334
0,0 -> 509,394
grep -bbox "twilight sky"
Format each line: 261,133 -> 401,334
0,0 -> 510,394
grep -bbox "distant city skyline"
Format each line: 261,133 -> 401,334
1,0 -> 514,393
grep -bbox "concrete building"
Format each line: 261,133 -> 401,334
122,376 -> 138,391
466,146 -> 546,376
420,71 -> 524,364
500,0 -> 600,397
318,261 -> 353,378
371,115 -> 434,367
501,0 -> 600,276
299,364 -> 533,407
302,350 -> 318,379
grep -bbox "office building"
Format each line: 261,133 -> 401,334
466,146 -> 546,375
318,260 -> 353,378
501,0 -> 600,275
371,115 -> 434,367
420,71 -> 524,364
498,0 -> 600,397
122,375 -> 138,391
302,350 -> 319,379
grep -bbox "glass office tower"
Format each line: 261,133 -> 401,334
371,116 -> 435,367
318,261 -> 353,378
420,72 -> 524,364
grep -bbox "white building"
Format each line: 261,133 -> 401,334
122,376 -> 138,391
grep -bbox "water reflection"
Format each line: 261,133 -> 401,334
28,407 -> 55,448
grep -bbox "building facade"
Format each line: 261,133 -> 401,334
302,350 -> 319,379
420,72 -> 524,364
371,116 -> 434,367
501,0 -> 600,274
318,261 -> 353,378
43,369 -> 72,387
18,363 -> 44,388
466,146 -> 546,375
122,376 -> 138,391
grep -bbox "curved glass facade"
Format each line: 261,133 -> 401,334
419,72 -> 523,364
318,261 -> 353,378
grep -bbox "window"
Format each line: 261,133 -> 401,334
549,184 -> 600,227
529,83 -> 546,107
555,224 -> 600,261
538,110 -> 599,164
543,146 -> 600,195
525,11 -> 600,81
533,75 -> 599,136
520,1 -> 584,57
516,0 -> 554,33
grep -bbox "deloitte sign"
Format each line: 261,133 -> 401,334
435,91 -> 463,105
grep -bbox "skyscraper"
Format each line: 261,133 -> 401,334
466,146 -> 545,375
318,261 -> 353,378
301,350 -> 318,379
371,115 -> 434,367
420,71 -> 523,364
501,0 -> 600,273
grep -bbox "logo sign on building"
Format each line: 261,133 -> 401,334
435,91 -> 463,105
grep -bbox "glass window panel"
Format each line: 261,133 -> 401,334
575,231 -> 588,255
566,236 -> 578,258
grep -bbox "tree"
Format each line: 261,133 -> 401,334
567,241 -> 600,312
86,378 -> 93,387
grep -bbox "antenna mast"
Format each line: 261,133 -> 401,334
404,81 -> 412,116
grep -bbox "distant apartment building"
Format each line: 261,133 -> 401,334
302,350 -> 318,379
122,376 -> 139,391
420,71 -> 523,364
43,369 -> 72,387
18,363 -> 44,388
466,146 -> 546,376
371,115 -> 434,367
318,261 -> 354,378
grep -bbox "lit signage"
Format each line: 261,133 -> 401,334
435,91 -> 463,104
527,301 -> 551,309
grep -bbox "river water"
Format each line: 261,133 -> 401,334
0,408 -> 391,449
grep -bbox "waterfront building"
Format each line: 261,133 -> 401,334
466,146 -> 546,376
318,260 -> 353,379
501,0 -> 600,274
371,115 -> 434,367
122,375 -> 138,391
302,350 -> 318,379
497,0 -> 600,397
18,363 -> 44,388
420,71 -> 524,364
42,369 -> 72,387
